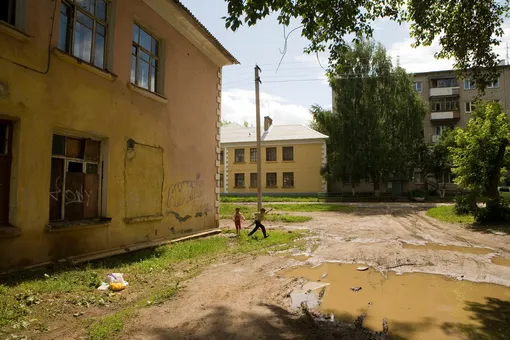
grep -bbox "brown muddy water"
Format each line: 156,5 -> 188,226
282,263 -> 510,339
402,242 -> 494,255
492,256 -> 510,267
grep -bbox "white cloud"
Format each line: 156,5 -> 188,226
221,88 -> 312,126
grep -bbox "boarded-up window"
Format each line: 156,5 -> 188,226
0,120 -> 13,224
50,134 -> 101,221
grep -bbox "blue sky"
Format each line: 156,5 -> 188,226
181,0 -> 510,126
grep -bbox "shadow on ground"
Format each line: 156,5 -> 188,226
441,297 -> 510,340
467,223 -> 510,235
146,303 -> 433,340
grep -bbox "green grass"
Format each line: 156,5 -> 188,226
426,206 -> 475,224
1,230 -> 306,338
221,196 -> 317,203
220,203 -> 354,222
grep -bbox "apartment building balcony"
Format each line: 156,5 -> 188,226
429,87 -> 460,97
430,110 -> 460,121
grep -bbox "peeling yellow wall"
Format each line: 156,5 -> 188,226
0,0 -> 224,271
222,143 -> 325,195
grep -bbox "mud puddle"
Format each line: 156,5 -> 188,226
402,242 -> 493,255
282,263 -> 510,339
290,255 -> 311,262
492,256 -> 510,267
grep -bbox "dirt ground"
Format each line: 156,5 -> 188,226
122,203 -> 510,340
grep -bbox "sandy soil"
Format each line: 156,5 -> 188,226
122,203 -> 510,339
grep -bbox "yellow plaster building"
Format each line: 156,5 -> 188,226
0,0 -> 237,271
220,117 -> 328,196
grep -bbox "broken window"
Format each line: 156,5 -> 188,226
0,120 -> 13,225
50,134 -> 101,222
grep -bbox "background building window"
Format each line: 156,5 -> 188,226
266,147 -> 277,162
219,173 -> 224,188
50,134 -> 101,221
250,173 -> 257,188
283,172 -> 294,188
282,146 -> 294,161
488,79 -> 500,88
465,102 -> 475,113
413,82 -> 422,93
234,173 -> 245,188
464,79 -> 476,90
250,148 -> 257,162
266,172 -> 277,187
59,0 -> 108,69
131,23 -> 159,93
220,151 -> 224,164
234,149 -> 244,163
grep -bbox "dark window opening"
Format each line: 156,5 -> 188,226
283,146 -> 294,161
0,0 -> 16,26
266,147 -> 277,162
266,172 -> 277,188
0,120 -> 13,225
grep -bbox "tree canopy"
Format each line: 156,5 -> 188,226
224,0 -> 509,90
311,38 -> 426,193
450,102 -> 510,199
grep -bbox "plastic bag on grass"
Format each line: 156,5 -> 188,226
97,273 -> 129,291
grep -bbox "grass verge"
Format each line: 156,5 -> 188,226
426,206 -> 475,224
1,230 -> 305,339
221,196 -> 317,203
220,203 -> 354,222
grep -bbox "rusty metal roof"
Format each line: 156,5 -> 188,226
172,0 -> 239,65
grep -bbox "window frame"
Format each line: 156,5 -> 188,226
0,120 -> 13,225
282,172 -> 294,188
282,146 -> 294,161
413,81 -> 422,93
0,0 -> 26,31
266,172 -> 277,188
50,133 -> 103,222
250,148 -> 257,163
250,173 -> 258,188
266,147 -> 277,162
234,149 -> 245,163
59,0 -> 109,70
488,79 -> 500,88
131,22 -> 160,93
219,173 -> 224,188
465,101 -> 475,113
220,150 -> 224,165
464,79 -> 476,90
234,173 -> 245,188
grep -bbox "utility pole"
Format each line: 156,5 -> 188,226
255,65 -> 262,211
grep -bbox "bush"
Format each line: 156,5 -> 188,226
454,193 -> 477,215
411,190 -> 426,198
475,197 -> 510,223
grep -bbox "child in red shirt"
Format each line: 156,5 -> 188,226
232,208 -> 246,235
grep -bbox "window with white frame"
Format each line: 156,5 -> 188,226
59,0 -> 109,69
464,79 -> 476,90
50,134 -> 102,222
488,79 -> 500,88
465,101 -> 475,113
435,125 -> 451,136
0,0 -> 25,30
413,81 -> 422,93
131,23 -> 159,93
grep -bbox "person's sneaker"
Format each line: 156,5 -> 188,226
264,234 -> 269,238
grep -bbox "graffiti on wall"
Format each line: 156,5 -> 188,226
166,172 -> 212,222
50,176 -> 93,206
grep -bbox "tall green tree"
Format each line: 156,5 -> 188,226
311,38 -> 426,194
223,0 -> 508,90
450,102 -> 510,199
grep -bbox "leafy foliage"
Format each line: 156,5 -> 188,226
223,0 -> 509,90
454,192 -> 478,215
450,102 -> 510,199
311,38 -> 426,191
